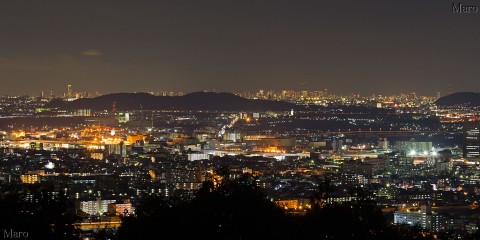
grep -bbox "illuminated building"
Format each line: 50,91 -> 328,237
187,152 -> 209,161
127,134 -> 145,145
308,141 -> 327,150
20,174 -> 41,184
108,202 -> 133,216
275,199 -> 311,212
117,112 -> 130,123
73,109 -> 91,116
105,143 -> 129,157
463,121 -> 480,159
90,152 -> 104,160
394,205 -> 431,229
174,182 -> 203,190
395,140 -> 432,154
276,199 -> 299,210
378,138 -> 389,149
223,129 -> 242,142
79,197 -> 116,216
394,205 -> 446,232
67,84 -> 72,98
244,136 -> 296,150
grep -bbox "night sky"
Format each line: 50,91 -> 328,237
1,0 -> 479,96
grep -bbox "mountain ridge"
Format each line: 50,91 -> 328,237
45,92 -> 295,111
435,92 -> 480,107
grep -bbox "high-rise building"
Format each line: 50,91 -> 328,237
394,205 -> 431,229
67,84 -> 72,98
395,139 -> 432,155
223,129 -> 242,142
378,138 -> 389,149
394,205 -> 446,232
463,121 -> 480,159
79,197 -> 116,216
20,174 -> 41,184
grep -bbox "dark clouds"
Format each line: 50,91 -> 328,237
0,0 -> 479,96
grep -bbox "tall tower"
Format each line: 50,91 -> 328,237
67,84 -> 72,98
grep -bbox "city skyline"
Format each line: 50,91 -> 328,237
1,84 -> 474,98
1,1 -> 480,238
1,1 -> 479,96
0,83 -> 466,98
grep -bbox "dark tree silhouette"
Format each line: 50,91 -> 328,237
298,178 -> 432,240
118,173 -> 289,240
0,187 -> 79,240
118,173 -> 433,240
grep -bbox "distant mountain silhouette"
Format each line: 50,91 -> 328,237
45,92 -> 295,111
435,92 -> 480,107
